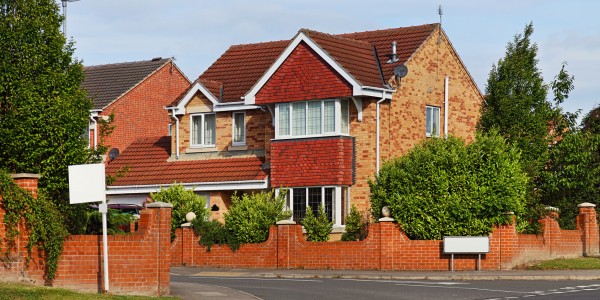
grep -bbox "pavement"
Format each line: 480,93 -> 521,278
169,267 -> 600,299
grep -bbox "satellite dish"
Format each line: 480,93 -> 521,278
394,64 -> 408,78
108,148 -> 120,161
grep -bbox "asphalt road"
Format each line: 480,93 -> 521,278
171,275 -> 600,300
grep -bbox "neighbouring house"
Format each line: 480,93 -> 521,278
106,24 -> 482,226
83,57 -> 190,161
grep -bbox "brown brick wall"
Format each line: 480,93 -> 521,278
255,41 -> 353,104
270,136 -> 354,187
100,62 -> 190,157
173,207 -> 599,271
0,176 -> 172,296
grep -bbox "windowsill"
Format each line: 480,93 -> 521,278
272,133 -> 350,141
186,147 -> 218,153
228,145 -> 248,151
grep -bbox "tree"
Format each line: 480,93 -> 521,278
369,132 -> 528,240
0,0 -> 93,220
581,104 -> 600,134
478,23 -> 553,178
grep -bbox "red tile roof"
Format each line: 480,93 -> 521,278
106,136 -> 267,186
195,24 -> 437,103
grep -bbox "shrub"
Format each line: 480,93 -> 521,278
369,131 -> 528,240
302,205 -> 333,242
84,209 -> 133,235
341,205 -> 369,241
192,219 -> 240,252
150,183 -> 209,241
224,190 -> 291,244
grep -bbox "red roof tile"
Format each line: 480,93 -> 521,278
106,136 -> 267,186
196,24 -> 437,103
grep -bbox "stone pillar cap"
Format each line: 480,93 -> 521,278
578,202 -> 596,208
276,219 -> 296,225
10,173 -> 41,179
146,202 -> 173,208
545,206 -> 560,212
378,217 -> 394,222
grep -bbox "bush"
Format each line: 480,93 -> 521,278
84,209 -> 133,235
341,205 -> 369,241
302,205 -> 333,242
369,132 -> 528,240
224,190 -> 291,244
192,219 -> 240,252
150,183 -> 209,241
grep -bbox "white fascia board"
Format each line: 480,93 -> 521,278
106,179 -> 269,195
174,81 -> 220,115
213,104 -> 262,112
360,86 -> 395,99
89,109 -> 102,118
244,31 -> 364,105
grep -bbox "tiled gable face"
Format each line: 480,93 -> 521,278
255,42 -> 352,104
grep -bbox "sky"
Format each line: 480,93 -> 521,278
60,0 -> 600,118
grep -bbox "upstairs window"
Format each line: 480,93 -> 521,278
276,99 -> 349,138
426,106 -> 440,137
191,113 -> 216,147
232,112 -> 246,145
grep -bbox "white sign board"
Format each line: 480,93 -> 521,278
443,236 -> 490,254
68,163 -> 106,204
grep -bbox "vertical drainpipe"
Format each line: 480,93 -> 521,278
444,76 -> 449,139
169,108 -> 180,159
90,116 -> 98,150
376,91 -> 387,173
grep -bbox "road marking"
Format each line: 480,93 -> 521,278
195,276 -> 322,282
393,283 -> 541,294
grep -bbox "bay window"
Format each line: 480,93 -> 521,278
275,99 -> 349,138
284,186 -> 342,226
191,113 -> 216,147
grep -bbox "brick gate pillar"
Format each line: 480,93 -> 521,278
577,203 -> 599,256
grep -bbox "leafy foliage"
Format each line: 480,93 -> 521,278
302,205 -> 333,242
540,131 -> 600,228
191,219 -> 240,252
478,23 -> 552,179
150,184 -> 209,241
369,132 -> 528,240
84,209 -> 134,235
0,170 -> 68,281
341,205 -> 369,241
224,190 -> 291,244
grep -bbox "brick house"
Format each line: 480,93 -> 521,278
106,24 -> 482,225
83,57 -> 190,160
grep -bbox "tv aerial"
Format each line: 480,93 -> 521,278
61,0 -> 80,35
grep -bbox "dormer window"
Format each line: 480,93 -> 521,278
191,113 -> 216,147
275,99 -> 349,139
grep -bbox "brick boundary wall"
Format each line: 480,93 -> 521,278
0,174 -> 172,296
173,207 -> 598,271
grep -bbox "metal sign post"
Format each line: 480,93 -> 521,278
68,163 -> 109,292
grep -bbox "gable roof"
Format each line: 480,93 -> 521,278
83,58 -> 172,110
194,24 -> 437,104
105,136 -> 268,190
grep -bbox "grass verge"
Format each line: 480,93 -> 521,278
0,282 -> 179,300
525,256 -> 600,270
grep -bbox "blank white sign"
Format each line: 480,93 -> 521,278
443,236 -> 490,254
68,163 -> 106,204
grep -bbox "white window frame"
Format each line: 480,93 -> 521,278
190,113 -> 216,148
280,186 -> 343,227
232,111 -> 246,146
426,106 -> 440,137
274,99 -> 350,139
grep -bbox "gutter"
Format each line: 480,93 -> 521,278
106,178 -> 269,195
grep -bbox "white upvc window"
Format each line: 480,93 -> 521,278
283,186 -> 343,227
232,112 -> 246,146
275,99 -> 349,139
426,106 -> 440,137
191,113 -> 216,147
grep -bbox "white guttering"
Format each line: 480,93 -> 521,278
167,107 -> 180,159
376,91 -> 388,173
106,179 -> 269,195
89,110 -> 101,150
444,76 -> 449,139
